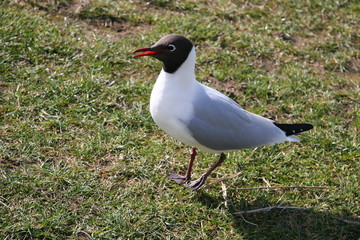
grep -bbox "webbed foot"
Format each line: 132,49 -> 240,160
168,173 -> 191,184
186,175 -> 207,191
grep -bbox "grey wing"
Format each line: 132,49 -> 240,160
187,85 -> 286,151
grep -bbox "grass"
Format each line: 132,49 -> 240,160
0,0 -> 359,239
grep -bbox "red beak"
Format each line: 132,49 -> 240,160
132,47 -> 163,57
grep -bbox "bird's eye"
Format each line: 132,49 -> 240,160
167,44 -> 176,52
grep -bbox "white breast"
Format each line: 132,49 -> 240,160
150,72 -> 197,145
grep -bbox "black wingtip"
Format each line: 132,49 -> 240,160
274,123 -> 313,136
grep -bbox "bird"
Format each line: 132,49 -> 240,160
133,34 -> 313,190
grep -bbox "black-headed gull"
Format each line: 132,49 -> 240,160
133,34 -> 313,190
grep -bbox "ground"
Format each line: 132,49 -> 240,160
0,0 -> 359,239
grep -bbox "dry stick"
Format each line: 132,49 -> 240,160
205,172 -> 242,187
236,206 -> 360,225
207,173 -> 328,220
237,207 -> 360,226
237,186 -> 328,190
238,214 -> 258,227
205,172 -> 327,190
206,173 -> 328,220
333,216 -> 360,226
235,205 -> 308,215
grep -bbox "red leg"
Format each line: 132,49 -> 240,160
168,147 -> 197,184
187,152 -> 226,190
184,147 -> 196,180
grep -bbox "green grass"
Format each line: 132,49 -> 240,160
1,0 -> 359,239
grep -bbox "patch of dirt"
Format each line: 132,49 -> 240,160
21,0 -> 153,39
204,76 -> 247,98
67,0 -> 92,14
276,32 -> 316,49
291,35 -> 313,48
65,0 -> 152,36
347,58 -> 360,73
307,60 -> 325,73
254,55 -> 278,72
338,72 -> 360,86
79,16 -> 150,36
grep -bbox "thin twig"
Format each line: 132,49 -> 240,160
205,171 -> 242,187
238,214 -> 258,226
333,216 -> 360,225
206,172 -> 327,190
235,205 -> 308,215
237,186 -> 327,190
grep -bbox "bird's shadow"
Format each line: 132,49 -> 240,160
194,191 -> 360,240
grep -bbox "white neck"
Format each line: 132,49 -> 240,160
149,47 -> 200,147
159,47 -> 196,84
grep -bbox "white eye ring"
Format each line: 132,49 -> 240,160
167,44 -> 176,52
